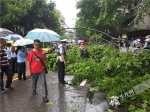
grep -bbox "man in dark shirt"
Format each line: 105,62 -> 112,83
0,38 -> 14,94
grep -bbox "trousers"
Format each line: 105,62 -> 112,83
11,57 -> 18,74
58,60 -> 65,83
0,66 -> 13,90
17,62 -> 26,80
31,69 -> 48,97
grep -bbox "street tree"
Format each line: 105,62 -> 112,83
0,0 -> 33,24
75,0 -> 150,39
0,0 -> 62,36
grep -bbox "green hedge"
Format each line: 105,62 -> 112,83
46,45 -> 150,111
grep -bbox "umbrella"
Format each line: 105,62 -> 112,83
145,35 -> 150,39
6,40 -> 14,45
24,28 -> 61,42
0,28 -> 13,37
136,38 -> 140,41
145,38 -> 150,42
13,39 -> 33,46
132,40 -> 141,45
143,35 -> 150,43
4,34 -> 24,41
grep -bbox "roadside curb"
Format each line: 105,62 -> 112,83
85,91 -> 109,112
85,89 -> 124,112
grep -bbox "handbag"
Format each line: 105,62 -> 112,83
31,51 -> 48,74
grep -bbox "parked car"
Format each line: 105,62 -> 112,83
42,48 -> 51,54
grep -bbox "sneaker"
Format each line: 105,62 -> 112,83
6,86 -> 14,90
62,81 -> 68,84
33,91 -> 37,95
23,77 -> 26,80
1,89 -> 6,94
43,97 -> 49,102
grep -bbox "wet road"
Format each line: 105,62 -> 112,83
0,72 -> 91,112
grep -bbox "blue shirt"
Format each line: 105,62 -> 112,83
6,47 -> 11,60
17,50 -> 26,63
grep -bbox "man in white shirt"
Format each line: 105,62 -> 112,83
57,39 -> 68,84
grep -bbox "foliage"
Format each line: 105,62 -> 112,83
46,44 -> 150,110
66,46 -> 81,64
76,0 -> 101,37
122,89 -> 150,112
133,0 -> 150,24
0,0 -> 62,36
89,33 -> 103,44
50,44 -> 150,111
75,0 -> 150,38
0,0 -> 33,24
45,53 -> 58,72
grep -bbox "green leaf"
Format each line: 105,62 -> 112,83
70,101 -> 75,103
46,102 -> 53,105
82,103 -> 86,107
107,109 -> 113,112
71,107 -> 78,112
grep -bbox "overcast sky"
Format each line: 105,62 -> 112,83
51,0 -> 79,28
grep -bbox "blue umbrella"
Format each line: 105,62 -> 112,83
132,40 -> 141,45
5,34 -> 24,41
24,28 -> 60,42
132,40 -> 141,47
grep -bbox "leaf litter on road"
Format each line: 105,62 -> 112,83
46,102 -> 53,105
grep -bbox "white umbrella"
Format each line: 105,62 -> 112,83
143,36 -> 150,48
13,39 -> 33,46
145,38 -> 150,42
145,35 -> 150,39
4,34 -> 24,41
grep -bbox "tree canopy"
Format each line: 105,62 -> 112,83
75,0 -> 150,39
0,0 -> 62,36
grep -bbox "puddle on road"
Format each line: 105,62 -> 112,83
85,91 -> 110,112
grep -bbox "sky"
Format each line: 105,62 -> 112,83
52,0 -> 79,28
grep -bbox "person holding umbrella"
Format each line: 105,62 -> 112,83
16,46 -> 27,80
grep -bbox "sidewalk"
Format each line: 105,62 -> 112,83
0,72 -> 91,112
1,72 -> 125,112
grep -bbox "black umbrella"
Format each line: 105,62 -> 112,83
0,28 -> 13,37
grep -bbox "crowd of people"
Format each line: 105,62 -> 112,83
0,38 -> 49,102
0,38 -> 72,103
116,35 -> 150,54
4,42 -> 27,80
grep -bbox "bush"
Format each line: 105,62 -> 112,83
45,53 -> 58,72
46,44 -> 150,111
